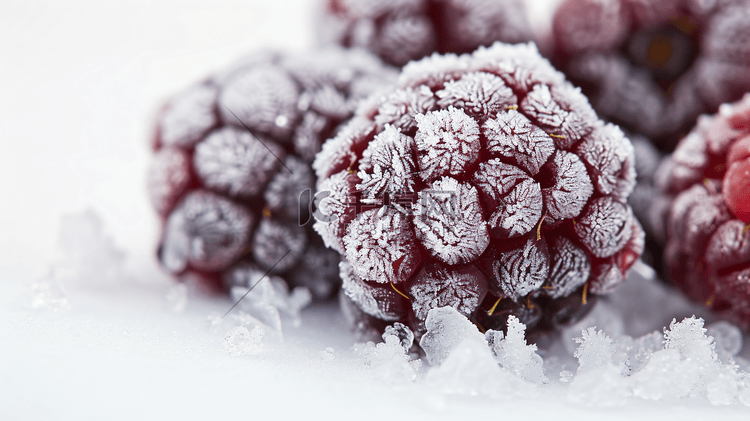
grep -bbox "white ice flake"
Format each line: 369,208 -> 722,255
574,197 -> 633,258
344,207 -> 421,284
414,107 -> 480,182
414,177 -> 489,264
357,125 -> 417,202
354,332 -> 422,384
484,108 -> 554,175
436,71 -> 517,120
486,315 -> 547,384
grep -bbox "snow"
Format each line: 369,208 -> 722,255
3,0 -> 750,419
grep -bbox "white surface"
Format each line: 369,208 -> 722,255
2,1 -> 750,419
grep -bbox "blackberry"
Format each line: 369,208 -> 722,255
317,0 -> 534,67
654,94 -> 750,331
148,48 -> 396,298
315,43 -> 643,340
550,0 -> 750,150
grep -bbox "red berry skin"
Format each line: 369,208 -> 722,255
655,93 -> 750,330
723,157 -> 750,222
320,43 -> 641,340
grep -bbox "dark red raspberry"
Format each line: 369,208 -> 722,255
315,43 -> 643,340
317,0 -> 535,67
148,48 -> 396,298
549,0 -> 750,150
654,94 -> 750,331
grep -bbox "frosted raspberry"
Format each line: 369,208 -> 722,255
318,0 -> 535,66
654,94 -> 750,330
549,0 -> 750,149
315,43 -> 641,339
150,48 -> 395,296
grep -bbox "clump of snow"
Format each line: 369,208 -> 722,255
486,315 -> 547,384
224,325 -> 265,356
568,327 -> 631,406
354,323 -> 421,384
419,306 -> 486,367
229,275 -> 312,333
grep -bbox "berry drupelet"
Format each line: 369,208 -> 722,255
654,94 -> 750,331
313,43 -> 643,340
317,0 -> 534,67
550,0 -> 750,150
148,48 -> 396,299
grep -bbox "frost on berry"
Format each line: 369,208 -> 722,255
147,147 -> 193,216
300,84 -> 351,121
314,116 -> 376,180
588,218 -> 645,294
193,126 -> 285,197
520,83 -> 596,149
704,220 -> 750,275
541,151 -> 594,220
251,219 -> 306,273
159,190 -> 253,273
680,196 -> 732,256
484,109 -> 555,175
552,0 -> 627,56
344,207 -> 422,284
488,179 -> 543,239
414,177 -> 489,265
488,237 -> 550,300
375,85 -> 437,135
574,197 -> 633,259
442,0 -> 533,54
471,159 -> 529,210
376,15 -> 436,67
407,262 -> 489,323
576,124 -> 636,199
263,156 -> 314,222
219,66 -> 300,141
293,112 -> 329,163
340,261 -> 409,321
357,125 -> 417,202
414,107 -> 481,182
436,72 -> 517,122
158,83 -> 218,148
313,170 -> 361,253
544,236 -> 591,299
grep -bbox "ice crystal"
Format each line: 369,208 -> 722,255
219,66 -> 300,140
147,147 -> 192,216
159,83 -> 217,148
545,236 -> 591,299
575,197 -> 633,258
340,260 -> 408,321
490,237 -> 549,299
344,207 -> 422,284
486,315 -> 547,384
408,262 -> 488,322
419,306 -> 486,367
375,85 -> 437,134
194,126 -> 285,197
251,219 -> 306,273
313,170 -> 361,253
355,329 -> 422,384
436,72 -> 517,121
414,177 -> 489,264
576,124 -> 636,199
484,109 -> 555,175
414,107 -> 480,182
160,191 -> 253,273
383,322 -> 415,353
542,151 -> 594,220
224,325 -> 265,356
487,178 -> 543,239
357,125 -> 417,201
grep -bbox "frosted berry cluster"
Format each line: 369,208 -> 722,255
654,94 -> 750,331
317,0 -> 533,67
550,0 -> 750,149
148,48 -> 396,298
314,43 -> 644,339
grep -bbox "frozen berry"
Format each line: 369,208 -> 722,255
315,43 -> 642,340
149,48 -> 396,298
654,93 -> 750,330
317,0 -> 535,66
549,0 -> 750,150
